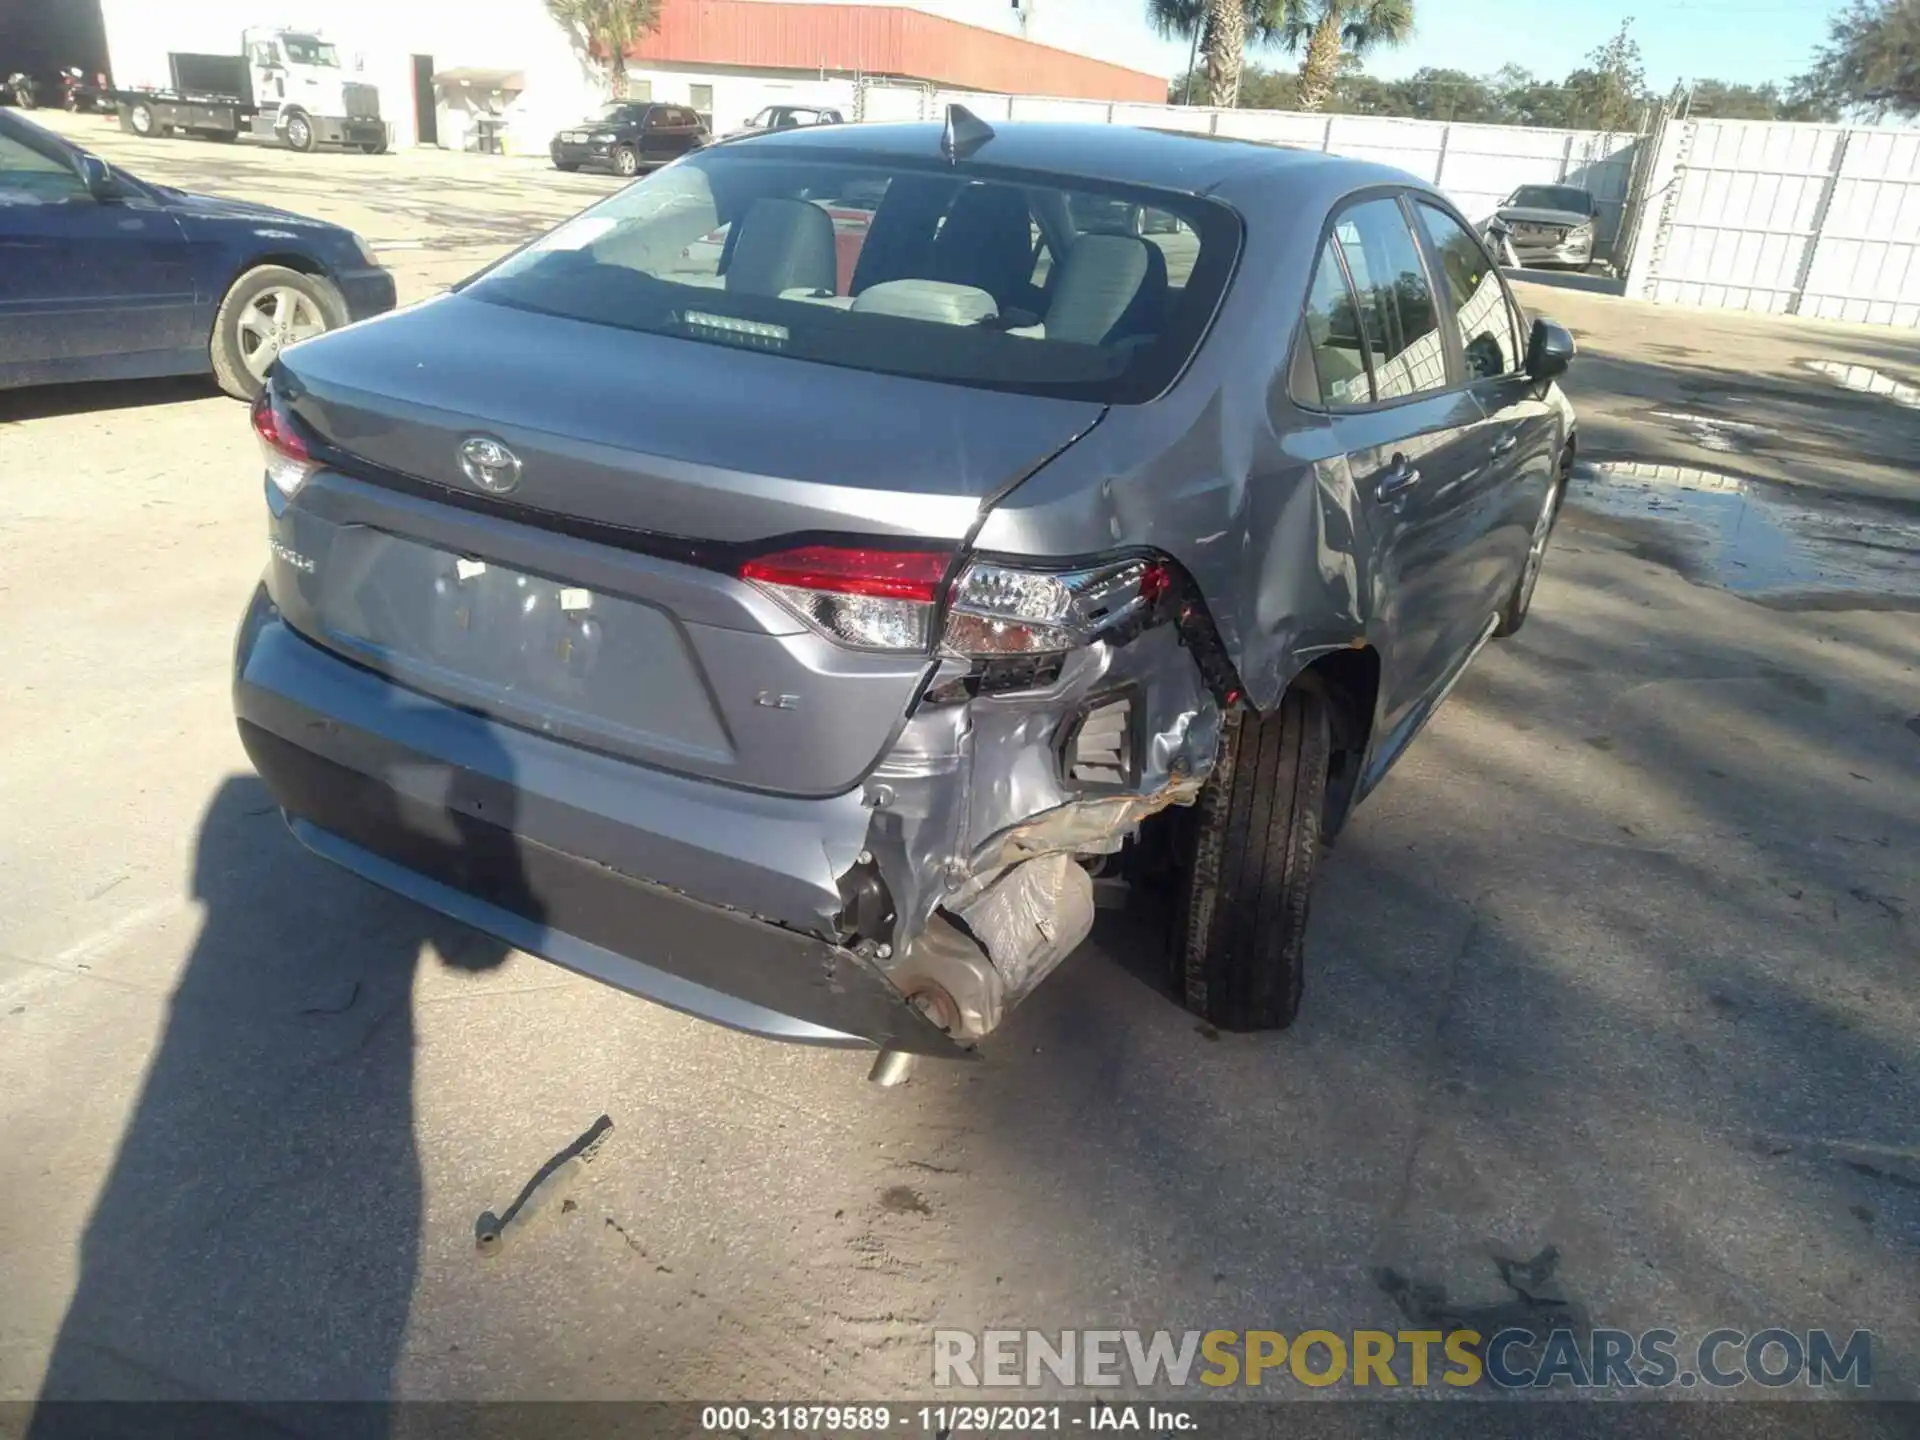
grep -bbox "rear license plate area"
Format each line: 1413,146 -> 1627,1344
313,532 -> 730,758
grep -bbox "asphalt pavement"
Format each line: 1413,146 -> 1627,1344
2,113 -> 1917,1421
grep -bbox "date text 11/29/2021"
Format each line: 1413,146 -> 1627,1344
700,1404 -> 1196,1433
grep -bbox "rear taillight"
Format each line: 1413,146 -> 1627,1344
740,545 -> 1171,661
740,545 -> 951,652
943,557 -> 1169,657
251,388 -> 319,498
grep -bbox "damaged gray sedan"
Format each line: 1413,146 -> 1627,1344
232,111 -> 1577,1066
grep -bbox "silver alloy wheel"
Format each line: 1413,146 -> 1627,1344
236,287 -> 328,382
129,102 -> 153,135
287,114 -> 311,149
614,146 -> 638,176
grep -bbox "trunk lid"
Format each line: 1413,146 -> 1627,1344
272,296 -> 1105,796
282,293 -> 1103,543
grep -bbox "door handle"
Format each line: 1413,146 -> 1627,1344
1375,457 -> 1421,503
1490,431 -> 1519,458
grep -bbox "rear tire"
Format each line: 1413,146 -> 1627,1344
1171,690 -> 1330,1032
209,265 -> 347,401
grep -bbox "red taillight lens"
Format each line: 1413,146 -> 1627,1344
740,546 -> 949,602
739,545 -> 1174,660
251,388 -> 318,497
740,545 -> 952,652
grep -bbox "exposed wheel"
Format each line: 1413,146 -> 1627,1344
611,144 -> 639,177
283,110 -> 314,152
1494,446 -> 1572,638
1171,690 -> 1330,1032
126,101 -> 156,136
209,265 -> 346,401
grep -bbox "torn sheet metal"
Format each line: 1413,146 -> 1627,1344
857,621 -> 1219,1039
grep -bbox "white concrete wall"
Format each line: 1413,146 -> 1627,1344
1627,116 -> 1920,327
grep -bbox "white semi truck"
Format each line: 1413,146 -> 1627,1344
109,26 -> 386,153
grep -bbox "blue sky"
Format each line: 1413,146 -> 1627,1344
1064,0 -> 1850,89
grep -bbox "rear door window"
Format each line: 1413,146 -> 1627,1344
1413,199 -> 1521,380
1332,197 -> 1448,402
470,151 -> 1240,403
1299,243 -> 1372,407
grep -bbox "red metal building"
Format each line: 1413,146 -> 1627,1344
627,0 -> 1167,103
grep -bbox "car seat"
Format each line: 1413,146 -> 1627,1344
725,197 -> 838,297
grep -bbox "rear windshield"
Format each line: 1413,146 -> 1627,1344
464,149 -> 1240,403
1507,185 -> 1592,213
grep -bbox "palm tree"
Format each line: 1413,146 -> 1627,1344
1147,0 -> 1285,106
546,0 -> 661,100
1278,0 -> 1414,111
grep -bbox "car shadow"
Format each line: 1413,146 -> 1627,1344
0,375 -> 223,424
30,707 -> 532,1430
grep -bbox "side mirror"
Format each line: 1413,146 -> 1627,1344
77,153 -> 119,200
1525,317 -> 1575,382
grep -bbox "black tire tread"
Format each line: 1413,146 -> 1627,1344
1175,690 -> 1329,1031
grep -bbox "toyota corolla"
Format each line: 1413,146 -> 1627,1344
232,111 -> 1576,1068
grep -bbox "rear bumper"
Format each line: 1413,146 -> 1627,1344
549,139 -> 615,167
232,585 -> 964,1056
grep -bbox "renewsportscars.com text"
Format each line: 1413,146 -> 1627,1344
933,1328 -> 1872,1390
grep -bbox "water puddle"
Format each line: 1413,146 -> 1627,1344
1566,461 -> 1920,609
1802,359 -> 1920,410
1647,409 -> 1775,454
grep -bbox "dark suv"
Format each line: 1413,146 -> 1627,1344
550,102 -> 706,177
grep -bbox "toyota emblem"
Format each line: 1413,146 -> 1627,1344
458,435 -> 522,494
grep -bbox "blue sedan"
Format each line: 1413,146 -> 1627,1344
0,109 -> 395,399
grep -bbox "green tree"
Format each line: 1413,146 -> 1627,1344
1149,0 -> 1285,104
1386,66 -> 1505,121
1562,19 -> 1651,131
1277,0 -> 1416,112
1489,63 -> 1575,126
1685,78 -> 1839,121
545,0 -> 660,100
1797,0 -> 1920,118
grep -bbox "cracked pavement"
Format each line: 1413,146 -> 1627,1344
1,113 -> 1917,1418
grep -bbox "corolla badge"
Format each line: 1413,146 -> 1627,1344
458,435 -> 522,494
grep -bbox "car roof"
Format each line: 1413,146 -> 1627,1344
730,119 -> 1424,201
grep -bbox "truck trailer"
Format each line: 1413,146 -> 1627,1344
110,27 -> 385,153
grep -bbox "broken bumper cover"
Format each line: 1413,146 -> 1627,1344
232,586 -> 965,1057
